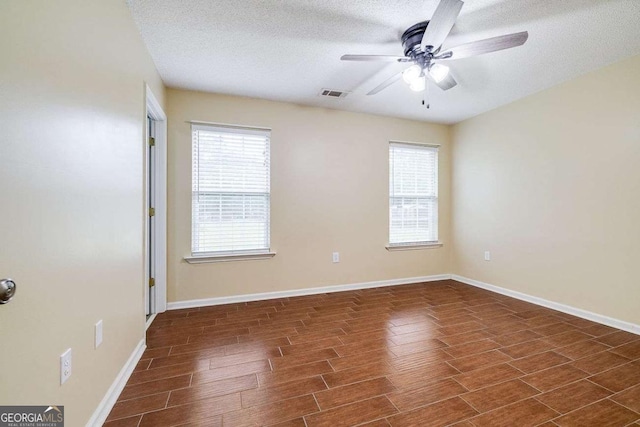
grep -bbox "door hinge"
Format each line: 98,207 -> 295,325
149,207 -> 155,217
149,136 -> 155,147
149,278 -> 155,288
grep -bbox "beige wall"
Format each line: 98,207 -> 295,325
0,1 -> 164,425
167,89 -> 452,302
452,55 -> 640,325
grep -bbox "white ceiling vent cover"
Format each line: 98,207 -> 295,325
319,89 -> 350,98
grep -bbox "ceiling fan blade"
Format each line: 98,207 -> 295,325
367,71 -> 403,95
436,31 -> 529,60
420,0 -> 464,52
429,72 -> 458,91
341,54 -> 408,62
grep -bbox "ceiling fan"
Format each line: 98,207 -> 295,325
341,0 -> 529,95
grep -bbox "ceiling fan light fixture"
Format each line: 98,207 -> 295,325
409,75 -> 426,92
428,63 -> 450,83
402,64 -> 422,84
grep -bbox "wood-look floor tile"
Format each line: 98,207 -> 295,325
119,374 -> 191,401
532,322 -> 579,337
535,379 -> 612,414
544,330 -> 593,346
447,350 -> 511,373
192,360 -> 271,385
139,393 -> 240,427
388,362 -> 460,391
258,360 -> 333,387
223,394 -> 319,427
269,418 -> 307,427
571,350 -> 630,374
590,361 -> 640,392
554,339 -> 610,360
469,398 -> 558,427
114,282 -> 640,426
387,396 -> 477,427
209,349 -> 281,369
107,392 -> 169,421
521,364 -> 588,392
443,339 -> 500,358
499,339 -> 557,359
580,324 -> 617,337
610,340 -> 640,360
454,363 -> 522,391
388,321 -> 439,336
323,360 -> 389,388
388,338 -> 447,357
270,348 -> 338,370
168,337 -> 238,355
147,334 -> 190,348
241,376 -> 326,408
148,348 -> 226,369
387,348 -> 451,371
168,374 -> 257,407
103,415 -> 142,427
388,378 -> 468,412
490,330 -> 542,347
596,331 -> 640,347
279,338 -> 343,356
436,330 -> 493,347
437,321 -> 486,336
315,377 -> 395,410
509,351 -> 571,374
554,399 -> 640,427
611,384 -> 640,413
461,379 -> 539,413
128,360 -> 210,385
357,419 -> 391,427
329,348 -> 395,371
134,359 -> 152,371
140,347 -> 171,360
333,337 -> 388,357
388,314 -> 433,327
224,337 -> 290,356
305,396 -> 397,427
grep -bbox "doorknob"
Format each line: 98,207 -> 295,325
0,279 -> 16,304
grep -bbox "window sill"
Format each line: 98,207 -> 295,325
386,242 -> 443,251
184,251 -> 276,264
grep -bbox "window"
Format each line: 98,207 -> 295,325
389,142 -> 439,247
191,124 -> 270,257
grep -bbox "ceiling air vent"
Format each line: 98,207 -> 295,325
319,89 -> 350,99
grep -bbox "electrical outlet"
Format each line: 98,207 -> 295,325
332,252 -> 340,263
95,320 -> 103,348
60,348 -> 72,385
484,251 -> 491,261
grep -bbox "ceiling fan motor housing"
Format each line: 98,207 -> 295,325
401,21 -> 430,57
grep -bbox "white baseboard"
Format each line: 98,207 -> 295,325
452,275 -> 640,336
86,339 -> 146,427
167,274 -> 452,310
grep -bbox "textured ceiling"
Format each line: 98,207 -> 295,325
127,0 -> 640,124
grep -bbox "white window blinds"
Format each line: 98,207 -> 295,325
389,142 -> 439,245
191,124 -> 271,256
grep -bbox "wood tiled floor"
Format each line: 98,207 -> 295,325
104,280 -> 640,426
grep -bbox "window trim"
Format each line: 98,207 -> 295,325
387,140 -> 440,248
189,122 -> 273,260
184,251 -> 276,264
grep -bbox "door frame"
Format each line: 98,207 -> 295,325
145,84 -> 167,323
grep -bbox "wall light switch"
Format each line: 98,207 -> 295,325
95,320 -> 103,348
60,348 -> 72,385
484,251 -> 491,261
332,252 -> 340,263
